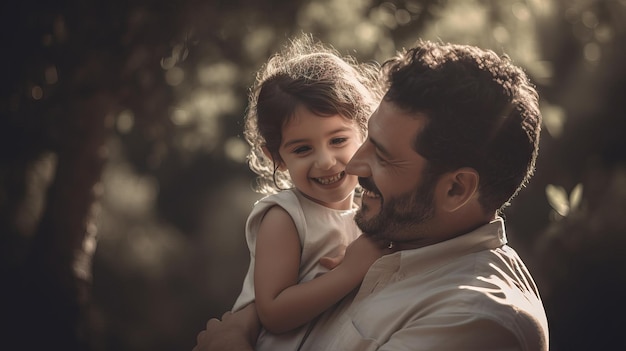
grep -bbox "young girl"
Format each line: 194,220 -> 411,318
231,36 -> 385,350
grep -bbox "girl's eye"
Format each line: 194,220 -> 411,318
331,137 -> 348,145
293,146 -> 311,154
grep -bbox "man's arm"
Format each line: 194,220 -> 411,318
192,303 -> 260,351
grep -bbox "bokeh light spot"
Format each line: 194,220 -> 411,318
224,137 -> 249,163
493,25 -> 510,43
581,10 -> 599,29
512,2 -> 530,21
31,86 -> 43,100
197,62 -> 238,87
171,108 -> 191,126
542,102 -> 566,138
117,109 -> 135,134
583,42 -> 601,62
595,24 -> 613,43
395,9 -> 411,25
165,67 -> 185,86
45,66 -> 59,84
160,56 -> 176,70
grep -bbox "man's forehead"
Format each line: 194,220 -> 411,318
367,101 -> 426,157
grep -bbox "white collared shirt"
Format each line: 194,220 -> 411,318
299,218 -> 549,351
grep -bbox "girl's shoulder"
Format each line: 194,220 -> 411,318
254,188 -> 300,209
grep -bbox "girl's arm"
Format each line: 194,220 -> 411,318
254,205 -> 383,334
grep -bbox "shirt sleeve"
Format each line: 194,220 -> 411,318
379,314 -> 522,351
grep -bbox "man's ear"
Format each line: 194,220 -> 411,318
436,168 -> 479,213
262,146 -> 286,171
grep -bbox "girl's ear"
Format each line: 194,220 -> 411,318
262,146 -> 287,171
435,168 -> 479,213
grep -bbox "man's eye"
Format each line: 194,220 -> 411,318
375,153 -> 388,165
331,137 -> 348,145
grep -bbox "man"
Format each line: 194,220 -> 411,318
194,40 -> 549,350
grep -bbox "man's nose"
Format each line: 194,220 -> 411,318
346,143 -> 370,176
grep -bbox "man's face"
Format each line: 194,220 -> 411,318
346,101 -> 438,244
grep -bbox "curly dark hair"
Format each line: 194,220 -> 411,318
244,35 -> 383,194
381,40 -> 541,213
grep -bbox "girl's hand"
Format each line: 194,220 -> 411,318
319,250 -> 345,270
339,235 -> 387,278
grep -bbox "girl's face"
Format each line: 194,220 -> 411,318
277,105 -> 363,210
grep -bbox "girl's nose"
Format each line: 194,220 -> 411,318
315,150 -> 336,170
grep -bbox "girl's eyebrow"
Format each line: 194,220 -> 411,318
282,127 -> 353,148
282,138 -> 308,148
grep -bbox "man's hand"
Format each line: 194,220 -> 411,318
192,303 -> 260,351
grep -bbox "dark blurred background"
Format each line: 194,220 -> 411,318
1,0 -> 625,350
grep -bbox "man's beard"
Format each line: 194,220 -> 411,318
355,174 -> 437,243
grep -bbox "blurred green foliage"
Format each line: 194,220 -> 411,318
1,0 -> 625,350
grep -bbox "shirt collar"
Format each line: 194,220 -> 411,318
381,217 -> 507,276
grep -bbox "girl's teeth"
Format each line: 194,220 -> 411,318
316,172 -> 343,184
